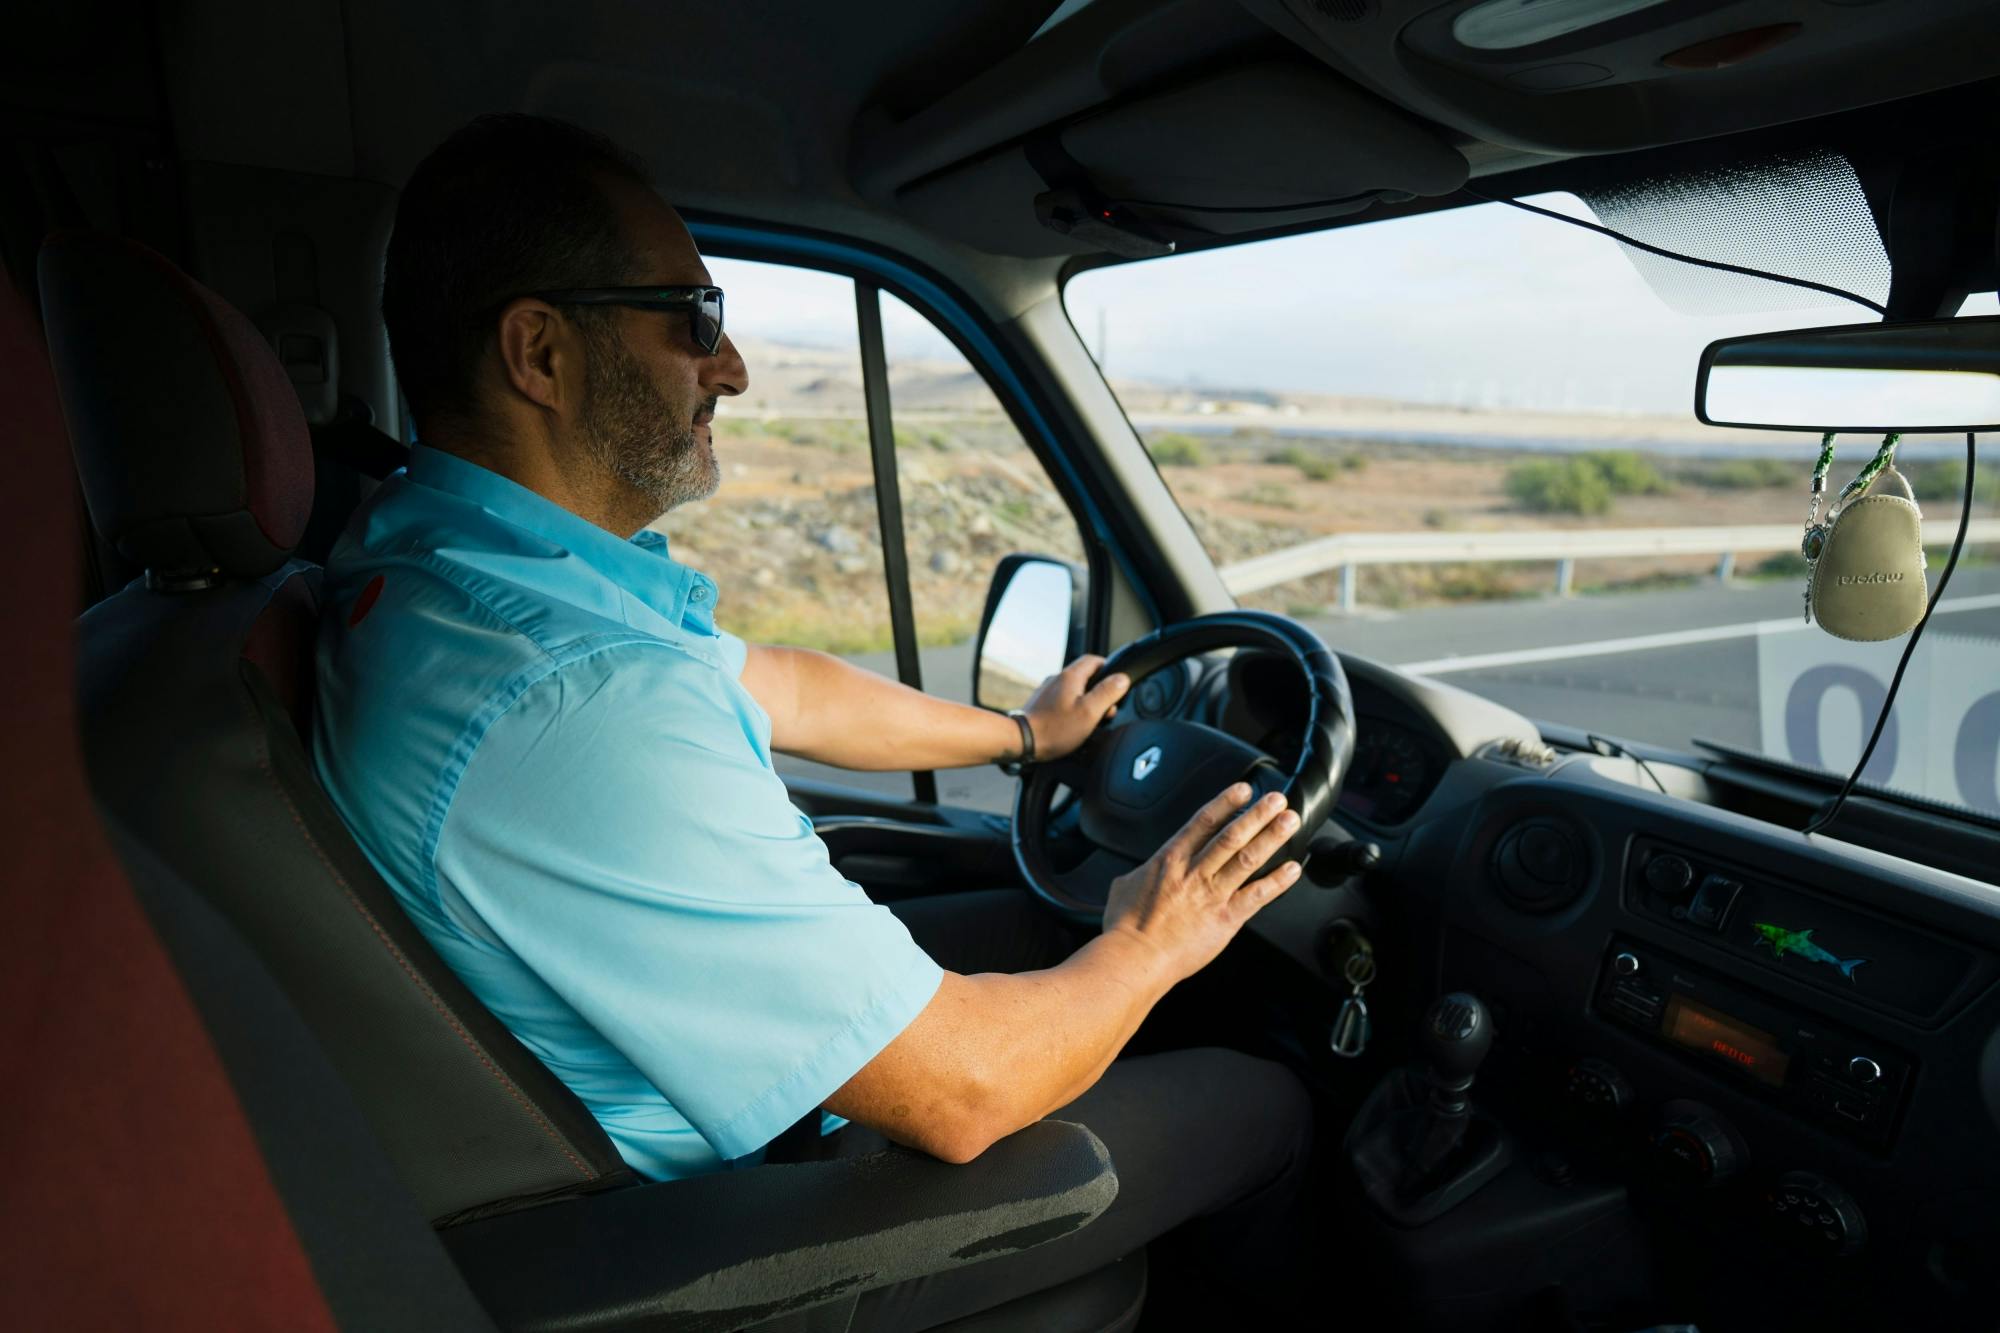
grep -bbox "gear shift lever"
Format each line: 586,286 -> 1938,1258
1345,990 -> 1512,1226
1402,993 -> 1494,1187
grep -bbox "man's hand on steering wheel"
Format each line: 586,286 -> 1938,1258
1103,783 -> 1303,982
1009,611 -> 1351,923
1020,655 -> 1131,760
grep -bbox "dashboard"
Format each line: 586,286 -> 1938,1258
1168,643 -> 2000,1328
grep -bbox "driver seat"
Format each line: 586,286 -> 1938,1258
43,229 -> 629,1224
39,230 -> 1137,1330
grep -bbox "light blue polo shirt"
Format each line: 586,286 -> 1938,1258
312,445 -> 942,1181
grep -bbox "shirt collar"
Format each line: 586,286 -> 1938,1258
403,444 -> 720,635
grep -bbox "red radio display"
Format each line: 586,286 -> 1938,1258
1662,994 -> 1790,1089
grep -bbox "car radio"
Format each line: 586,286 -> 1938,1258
1594,938 -> 1911,1150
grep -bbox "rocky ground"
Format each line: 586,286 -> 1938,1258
656,417 -> 1086,655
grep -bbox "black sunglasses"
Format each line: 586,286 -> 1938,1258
524,286 -> 725,356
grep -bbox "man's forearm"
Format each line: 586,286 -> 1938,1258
744,645 -> 1021,771
825,928 -> 1179,1163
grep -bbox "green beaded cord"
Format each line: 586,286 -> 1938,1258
1836,431 -> 1901,506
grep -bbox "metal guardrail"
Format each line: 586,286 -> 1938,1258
1219,519 -> 2000,609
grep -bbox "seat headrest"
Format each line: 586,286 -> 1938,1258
38,233 -> 313,581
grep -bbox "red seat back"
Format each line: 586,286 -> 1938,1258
0,283 -> 337,1327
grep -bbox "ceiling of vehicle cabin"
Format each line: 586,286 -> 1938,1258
127,0 -> 2000,273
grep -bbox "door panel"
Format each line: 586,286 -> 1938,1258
788,774 -> 1020,899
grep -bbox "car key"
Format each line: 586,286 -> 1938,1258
1330,945 -> 1375,1059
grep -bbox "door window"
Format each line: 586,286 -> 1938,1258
880,290 -> 1087,812
662,257 -> 907,799
672,257 -> 1090,810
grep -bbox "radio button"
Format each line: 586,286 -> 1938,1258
1685,874 -> 1742,930
1650,1106 -> 1742,1188
1848,1056 -> 1883,1086
1768,1170 -> 1866,1256
1566,1057 -> 1633,1114
1645,853 -> 1695,900
1604,982 -> 1665,1028
1612,951 -> 1642,977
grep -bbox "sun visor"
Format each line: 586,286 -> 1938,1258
897,61 -> 1468,258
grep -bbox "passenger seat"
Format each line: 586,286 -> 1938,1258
1,254 -> 496,1332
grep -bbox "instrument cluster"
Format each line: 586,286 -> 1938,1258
1207,649 -> 1450,828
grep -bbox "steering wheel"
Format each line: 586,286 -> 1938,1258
1011,610 -> 1357,923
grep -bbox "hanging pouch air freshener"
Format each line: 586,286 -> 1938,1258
1808,463 -> 1927,641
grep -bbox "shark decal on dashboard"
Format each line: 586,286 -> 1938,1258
1750,922 -> 1868,981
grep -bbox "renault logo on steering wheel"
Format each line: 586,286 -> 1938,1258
1132,745 -> 1163,782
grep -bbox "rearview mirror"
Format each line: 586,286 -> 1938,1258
1696,314 -> 2000,433
973,555 -> 1086,711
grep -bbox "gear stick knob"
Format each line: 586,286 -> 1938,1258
1419,992 -> 1493,1101
1357,991 -> 1510,1219
1396,992 -> 1496,1194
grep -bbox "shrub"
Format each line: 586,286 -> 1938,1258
822,420 -> 870,452
1339,452 -> 1368,473
1505,459 -> 1613,516
1753,551 -> 1809,579
1580,450 -> 1669,496
1682,458 -> 1792,489
1147,432 -> 1208,466
1504,450 -> 1668,515
890,425 -> 958,452
1270,443 -> 1340,481
1233,482 -> 1298,508
1434,564 -> 1519,601
1910,462 -> 2000,506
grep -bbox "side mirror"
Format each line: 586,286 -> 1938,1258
1696,314 -> 2000,432
973,555 -> 1087,712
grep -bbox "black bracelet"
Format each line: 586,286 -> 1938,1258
1004,708 -> 1035,770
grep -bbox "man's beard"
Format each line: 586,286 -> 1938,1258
577,324 -> 718,515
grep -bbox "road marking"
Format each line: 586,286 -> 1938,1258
1397,593 -> 2000,676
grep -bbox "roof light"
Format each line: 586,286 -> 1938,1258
1452,0 -> 1676,51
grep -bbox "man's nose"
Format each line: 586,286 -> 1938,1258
702,333 -> 748,398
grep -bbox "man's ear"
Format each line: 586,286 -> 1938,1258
494,298 -> 571,413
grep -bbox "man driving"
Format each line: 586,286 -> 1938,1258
315,114 -> 1312,1326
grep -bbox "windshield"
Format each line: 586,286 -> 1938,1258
1065,193 -> 2000,821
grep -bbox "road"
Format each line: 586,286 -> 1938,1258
1312,567 -> 2000,759
778,566 -> 2000,816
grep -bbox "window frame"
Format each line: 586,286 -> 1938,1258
689,215 -> 1153,805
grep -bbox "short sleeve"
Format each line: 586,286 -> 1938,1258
713,625 -> 748,677
433,641 -> 942,1161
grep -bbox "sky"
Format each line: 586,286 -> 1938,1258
704,258 -> 960,365
1066,192 -> 1997,416
710,193 -> 2000,419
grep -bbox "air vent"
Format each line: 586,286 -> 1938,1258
1311,0 -> 1371,20
1491,818 -> 1589,912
